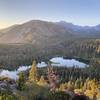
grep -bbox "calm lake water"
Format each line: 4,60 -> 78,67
0,57 -> 88,80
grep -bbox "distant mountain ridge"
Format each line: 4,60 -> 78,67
57,21 -> 100,37
0,20 -> 100,45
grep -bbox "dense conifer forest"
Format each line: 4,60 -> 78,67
0,38 -> 99,70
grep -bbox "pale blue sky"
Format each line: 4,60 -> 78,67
0,0 -> 100,29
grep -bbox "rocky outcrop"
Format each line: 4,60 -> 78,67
0,77 -> 17,94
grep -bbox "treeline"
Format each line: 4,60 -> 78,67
38,63 -> 100,83
0,44 -> 37,70
59,38 -> 100,59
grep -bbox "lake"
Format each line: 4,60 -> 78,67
37,57 -> 88,67
0,57 -> 88,80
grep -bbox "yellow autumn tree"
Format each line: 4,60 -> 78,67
59,83 -> 68,91
37,76 -> 48,86
84,79 -> 98,99
96,45 -> 100,53
67,81 -> 74,91
29,60 -> 38,82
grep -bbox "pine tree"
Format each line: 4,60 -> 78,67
17,72 -> 26,91
75,78 -> 81,89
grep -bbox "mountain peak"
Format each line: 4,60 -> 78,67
0,20 -> 73,44
0,20 -> 99,44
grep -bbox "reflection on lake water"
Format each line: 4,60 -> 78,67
50,57 -> 87,68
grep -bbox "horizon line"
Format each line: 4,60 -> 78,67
0,19 -> 100,30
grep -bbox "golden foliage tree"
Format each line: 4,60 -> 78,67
37,76 -> 48,86
29,60 -> 38,82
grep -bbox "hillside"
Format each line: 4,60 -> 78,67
0,20 -> 74,46
0,20 -> 100,46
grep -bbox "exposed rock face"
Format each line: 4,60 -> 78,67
0,77 -> 17,93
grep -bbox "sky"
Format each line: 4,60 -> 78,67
0,0 -> 100,29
